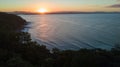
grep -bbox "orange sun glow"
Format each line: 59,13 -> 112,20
38,8 -> 48,13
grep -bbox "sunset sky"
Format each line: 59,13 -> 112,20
0,0 -> 120,12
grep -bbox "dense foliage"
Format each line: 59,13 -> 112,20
0,12 -> 120,67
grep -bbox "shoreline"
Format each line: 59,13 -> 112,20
21,21 -> 31,32
0,12 -> 120,67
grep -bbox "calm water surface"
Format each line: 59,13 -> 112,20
20,14 -> 120,50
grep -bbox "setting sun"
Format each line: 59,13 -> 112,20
38,8 -> 47,13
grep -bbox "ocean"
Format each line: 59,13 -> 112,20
20,14 -> 120,50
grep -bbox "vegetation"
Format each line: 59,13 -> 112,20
0,12 -> 120,67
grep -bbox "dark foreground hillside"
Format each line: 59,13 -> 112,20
0,12 -> 120,67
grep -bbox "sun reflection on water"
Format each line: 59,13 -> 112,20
38,15 -> 53,42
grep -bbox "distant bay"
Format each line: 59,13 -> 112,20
20,14 -> 120,50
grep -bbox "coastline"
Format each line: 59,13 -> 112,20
21,21 -> 31,32
0,12 -> 120,67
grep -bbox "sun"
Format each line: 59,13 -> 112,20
38,8 -> 47,13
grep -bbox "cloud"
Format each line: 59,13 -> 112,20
117,0 -> 120,1
107,4 -> 120,8
107,0 -> 120,8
